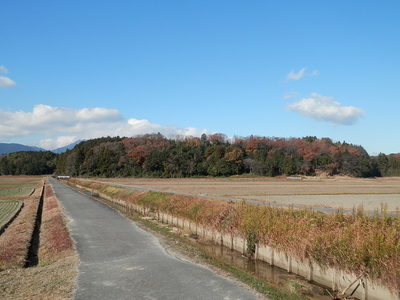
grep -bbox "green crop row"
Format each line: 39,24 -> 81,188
0,188 -> 33,197
0,201 -> 21,226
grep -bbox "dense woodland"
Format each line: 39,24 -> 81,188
0,150 -> 58,175
1,133 -> 400,177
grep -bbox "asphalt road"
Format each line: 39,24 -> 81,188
49,177 -> 261,300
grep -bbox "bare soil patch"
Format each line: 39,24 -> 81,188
94,176 -> 400,212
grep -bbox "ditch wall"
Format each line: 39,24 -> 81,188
153,209 -> 398,300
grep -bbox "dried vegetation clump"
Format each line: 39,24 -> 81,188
38,183 -> 75,263
71,177 -> 400,293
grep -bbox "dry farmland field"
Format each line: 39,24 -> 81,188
93,176 -> 400,212
0,176 -> 38,198
0,176 -> 39,230
0,176 -> 78,300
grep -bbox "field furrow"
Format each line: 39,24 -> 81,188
0,201 -> 22,227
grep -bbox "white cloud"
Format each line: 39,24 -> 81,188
285,67 -> 319,81
0,66 -> 16,88
286,93 -> 365,125
39,136 -> 79,150
0,76 -> 17,88
0,105 -> 124,137
0,105 -> 210,149
0,66 -> 9,73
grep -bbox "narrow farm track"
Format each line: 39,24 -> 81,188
49,177 -> 262,300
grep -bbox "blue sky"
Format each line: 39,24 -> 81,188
1,1 -> 399,155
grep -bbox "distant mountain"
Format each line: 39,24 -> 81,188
0,140 -> 85,155
52,139 -> 86,153
0,143 -> 46,155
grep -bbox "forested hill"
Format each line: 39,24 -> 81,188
54,134 -> 400,178
1,134 -> 399,177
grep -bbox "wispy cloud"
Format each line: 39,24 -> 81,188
0,76 -> 17,88
285,67 -> 319,81
0,105 -> 210,149
0,66 -> 17,88
0,66 -> 9,74
286,93 -> 365,125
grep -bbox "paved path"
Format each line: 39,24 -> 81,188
49,177 -> 260,300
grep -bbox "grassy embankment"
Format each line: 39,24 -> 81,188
0,177 -> 78,300
70,178 -> 400,296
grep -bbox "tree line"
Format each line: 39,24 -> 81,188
1,133 -> 400,177
0,151 -> 58,175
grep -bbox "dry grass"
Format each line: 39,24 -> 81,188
0,256 -> 77,300
38,185 -> 75,264
0,177 -> 78,300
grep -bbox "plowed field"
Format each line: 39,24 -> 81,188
93,176 -> 400,212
